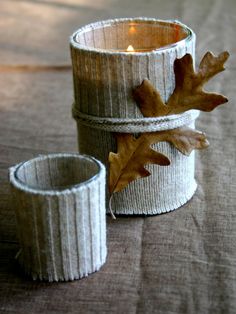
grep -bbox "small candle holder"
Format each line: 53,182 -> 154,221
9,153 -> 107,281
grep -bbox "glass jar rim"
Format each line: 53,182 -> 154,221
10,153 -> 104,195
70,17 -> 194,55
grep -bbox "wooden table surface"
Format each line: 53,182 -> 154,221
0,1 -> 236,313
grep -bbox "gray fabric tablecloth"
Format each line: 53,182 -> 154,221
0,0 -> 235,313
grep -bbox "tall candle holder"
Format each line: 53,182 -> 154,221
70,17 -> 228,216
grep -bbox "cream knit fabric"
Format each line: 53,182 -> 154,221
70,18 -> 197,215
9,154 -> 107,281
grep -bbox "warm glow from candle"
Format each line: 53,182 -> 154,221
127,45 -> 135,52
129,25 -> 136,34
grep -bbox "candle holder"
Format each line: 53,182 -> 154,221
70,17 -> 228,216
9,153 -> 107,281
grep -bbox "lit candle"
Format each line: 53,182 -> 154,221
124,44 -> 156,53
126,45 -> 135,53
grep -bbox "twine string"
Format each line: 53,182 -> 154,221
72,103 -> 200,133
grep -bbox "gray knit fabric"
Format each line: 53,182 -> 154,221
9,153 -> 107,281
70,18 -> 197,215
70,18 -> 196,118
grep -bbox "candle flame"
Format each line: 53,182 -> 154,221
127,45 -> 135,52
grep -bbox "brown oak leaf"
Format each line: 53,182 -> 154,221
109,51 -> 228,203
109,127 -> 209,195
133,51 -> 229,117
145,127 -> 209,156
109,133 -> 170,194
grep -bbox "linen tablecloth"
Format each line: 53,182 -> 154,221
0,0 -> 235,313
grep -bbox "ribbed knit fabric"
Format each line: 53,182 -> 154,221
9,154 -> 107,281
70,18 -> 197,215
71,18 -> 195,118
77,121 -> 197,215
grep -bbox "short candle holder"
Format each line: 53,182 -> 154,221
9,153 -> 107,281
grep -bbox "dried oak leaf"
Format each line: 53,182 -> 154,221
145,127 -> 209,156
109,51 -> 228,196
133,51 -> 229,117
109,127 -> 209,194
109,133 -> 170,194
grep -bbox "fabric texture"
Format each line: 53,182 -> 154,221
0,0 -> 235,313
71,18 -> 197,215
70,18 -> 196,119
9,154 -> 107,281
72,104 -> 200,133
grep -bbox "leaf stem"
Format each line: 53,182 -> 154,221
109,194 -> 116,220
